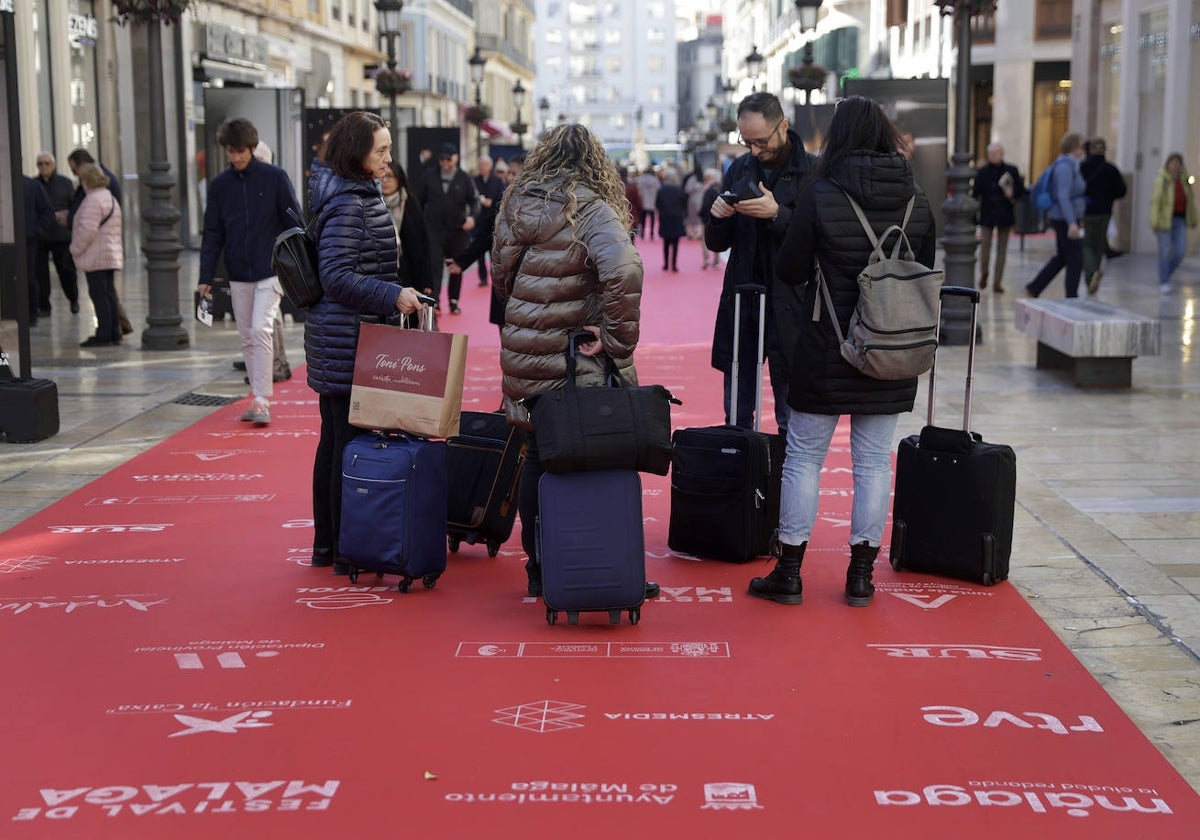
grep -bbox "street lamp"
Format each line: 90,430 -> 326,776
794,0 -> 821,30
745,45 -> 764,92
936,0 -> 990,345
373,0 -> 405,150
511,79 -> 528,147
468,46 -> 487,160
705,97 -> 718,141
538,96 -> 551,135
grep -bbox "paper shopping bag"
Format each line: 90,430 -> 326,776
348,322 -> 468,438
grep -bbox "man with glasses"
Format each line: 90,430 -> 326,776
33,153 -> 81,316
704,92 -> 814,434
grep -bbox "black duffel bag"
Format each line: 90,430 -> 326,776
528,332 -> 680,475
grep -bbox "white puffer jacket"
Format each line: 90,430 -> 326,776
70,188 -> 123,272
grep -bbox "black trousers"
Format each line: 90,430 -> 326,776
35,240 -> 79,308
85,269 -> 119,342
516,436 -> 543,565
313,393 -> 360,554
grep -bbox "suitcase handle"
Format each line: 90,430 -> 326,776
730,284 -> 767,431
926,286 -> 980,432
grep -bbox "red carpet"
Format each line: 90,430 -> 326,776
3,238 -> 1199,838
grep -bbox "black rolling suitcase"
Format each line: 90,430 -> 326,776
890,286 -> 1016,585
538,469 -> 646,625
446,411 -> 527,557
668,284 -> 782,563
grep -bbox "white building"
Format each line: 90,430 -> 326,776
533,0 -> 679,152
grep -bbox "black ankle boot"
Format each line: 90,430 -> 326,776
311,546 -> 335,568
525,559 -> 543,597
748,542 -> 805,605
845,542 -> 879,607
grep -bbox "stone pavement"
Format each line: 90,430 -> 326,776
2,234 -> 1198,793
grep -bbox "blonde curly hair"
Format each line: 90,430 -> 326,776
500,123 -> 631,237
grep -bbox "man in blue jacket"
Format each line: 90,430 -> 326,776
704,91 -> 814,434
197,118 -> 302,426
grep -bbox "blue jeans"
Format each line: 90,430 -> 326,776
1156,217 -> 1188,286
777,412 -> 899,548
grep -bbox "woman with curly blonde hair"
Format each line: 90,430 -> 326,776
491,123 -> 644,597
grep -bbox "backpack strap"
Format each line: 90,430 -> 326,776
838,185 -> 917,260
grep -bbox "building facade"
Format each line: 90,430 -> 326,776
533,0 -> 680,153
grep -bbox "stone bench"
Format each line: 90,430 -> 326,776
1013,298 -> 1161,388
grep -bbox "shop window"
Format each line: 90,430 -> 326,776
1035,0 -> 1071,41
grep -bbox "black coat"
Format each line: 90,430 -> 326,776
415,166 -> 478,259
972,161 -> 1024,228
776,152 -> 937,416
703,129 -> 815,376
1080,154 -> 1127,215
36,173 -> 75,244
23,176 -> 54,242
655,184 -> 687,240
304,160 -> 404,396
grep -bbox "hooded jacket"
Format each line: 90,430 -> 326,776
303,159 -> 405,396
775,151 -> 937,416
491,176 -> 642,428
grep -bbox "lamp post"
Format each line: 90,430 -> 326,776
538,96 -> 551,136
745,45 -> 764,92
511,79 -> 528,148
374,0 -> 405,151
936,0 -> 990,345
468,46 -> 487,161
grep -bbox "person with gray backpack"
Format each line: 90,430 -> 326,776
749,96 -> 937,608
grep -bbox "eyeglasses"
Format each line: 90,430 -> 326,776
738,118 -> 783,150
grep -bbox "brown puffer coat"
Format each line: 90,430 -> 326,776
491,177 -> 643,428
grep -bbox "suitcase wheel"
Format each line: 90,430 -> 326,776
889,520 -> 907,571
398,575 -> 414,594
608,609 -> 622,625
567,611 -> 580,625
629,608 -> 641,625
486,541 -> 500,558
422,574 -> 440,590
348,566 -> 360,584
448,536 -> 461,553
546,609 -> 558,625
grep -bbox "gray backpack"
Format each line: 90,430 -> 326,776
813,190 -> 942,380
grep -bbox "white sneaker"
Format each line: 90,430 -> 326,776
249,400 -> 271,426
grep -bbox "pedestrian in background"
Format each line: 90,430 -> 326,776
698,167 -> 722,270
472,154 -> 505,287
636,167 -> 660,239
1025,132 -> 1087,299
1150,152 -> 1196,294
972,142 -> 1024,293
67,148 -> 132,336
380,160 -> 433,296
198,118 -> 302,427
33,152 -> 81,316
70,164 -> 124,348
491,123 -> 643,597
305,111 -> 426,575
1080,137 -> 1127,295
415,143 -> 478,315
22,175 -> 55,328
656,168 -> 687,272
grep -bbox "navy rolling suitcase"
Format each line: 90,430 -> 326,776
340,431 -> 448,592
446,411 -> 527,557
668,285 -> 782,563
890,287 -> 1016,585
538,469 -> 645,625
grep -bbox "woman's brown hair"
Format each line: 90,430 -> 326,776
320,111 -> 388,180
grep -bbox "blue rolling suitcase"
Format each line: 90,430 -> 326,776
340,431 -> 448,592
537,469 -> 645,625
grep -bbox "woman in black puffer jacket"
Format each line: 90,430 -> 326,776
305,111 -> 426,575
749,96 -> 937,609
